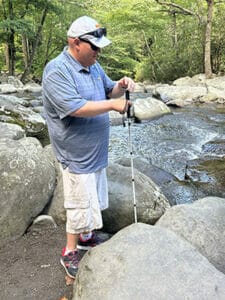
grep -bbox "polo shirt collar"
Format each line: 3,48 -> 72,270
63,46 -> 90,73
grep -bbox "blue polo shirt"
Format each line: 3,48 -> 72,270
42,47 -> 116,173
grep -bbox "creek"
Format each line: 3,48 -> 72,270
109,103 -> 225,205
10,91 -> 225,205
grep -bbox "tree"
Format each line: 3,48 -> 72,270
20,1 -> 50,82
0,0 -> 224,83
204,0 -> 214,78
0,0 -> 61,81
1,0 -> 16,75
154,0 -> 215,78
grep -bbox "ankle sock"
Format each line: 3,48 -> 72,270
80,232 -> 92,241
64,247 -> 77,255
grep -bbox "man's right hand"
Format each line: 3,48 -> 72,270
111,98 -> 132,114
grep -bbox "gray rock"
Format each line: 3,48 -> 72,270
173,76 -> 193,86
0,94 -> 45,132
8,76 -> 24,88
134,82 -> 145,93
116,157 -> 193,206
0,137 -> 56,243
48,168 -> 66,224
109,97 -> 171,124
109,110 -> 124,126
73,223 -> 225,300
133,97 -> 171,121
0,94 -> 29,107
199,92 -> 219,103
27,214 -> 57,235
0,123 -> 25,140
155,85 -> 207,105
32,214 -> 57,227
47,160 -> 170,228
206,76 -> 225,90
46,146 -> 66,224
207,87 -> 225,102
0,93 -> 48,144
185,157 -> 225,199
156,197 -> 225,274
0,83 -> 17,94
23,83 -> 42,93
151,74 -> 225,105
0,75 -> 41,94
103,162 -> 170,233
173,75 -> 207,86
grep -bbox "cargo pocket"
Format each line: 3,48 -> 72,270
66,207 -> 93,233
62,169 -> 91,209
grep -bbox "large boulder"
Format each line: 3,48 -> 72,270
173,74 -> 207,86
0,76 -> 42,94
171,74 -> 225,105
133,97 -> 171,121
0,137 -> 56,243
109,110 -> 125,126
103,162 -> 170,233
0,122 -> 25,140
0,83 -> 17,94
109,96 -> 171,125
154,84 -> 207,106
206,75 -> 225,90
23,82 -> 42,94
73,223 -> 225,300
185,157 -> 225,199
47,160 -> 170,228
0,94 -> 29,107
0,94 -> 49,145
8,76 -> 24,88
46,146 -> 66,224
156,196 -> 225,274
116,157 -> 198,206
133,82 -> 146,93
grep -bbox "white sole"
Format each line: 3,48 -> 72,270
77,245 -> 91,251
60,258 -> 77,279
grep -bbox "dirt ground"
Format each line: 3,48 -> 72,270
0,223 -> 79,300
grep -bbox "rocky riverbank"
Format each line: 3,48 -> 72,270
1,73 -> 225,299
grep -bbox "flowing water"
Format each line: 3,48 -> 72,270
15,92 -> 225,204
109,103 -> 225,204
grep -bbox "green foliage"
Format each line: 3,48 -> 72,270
0,0 -> 225,82
211,2 -> 225,73
0,19 -> 31,33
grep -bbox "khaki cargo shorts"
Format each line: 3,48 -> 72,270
60,165 -> 108,234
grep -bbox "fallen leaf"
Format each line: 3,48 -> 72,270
60,297 -> 68,300
65,274 -> 75,286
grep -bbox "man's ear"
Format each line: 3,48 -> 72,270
68,37 -> 80,48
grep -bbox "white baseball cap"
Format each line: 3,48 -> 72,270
67,16 -> 111,48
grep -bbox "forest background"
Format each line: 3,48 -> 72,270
0,0 -> 224,84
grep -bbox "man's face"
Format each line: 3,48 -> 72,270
76,38 -> 101,67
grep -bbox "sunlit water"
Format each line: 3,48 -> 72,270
109,104 -> 225,181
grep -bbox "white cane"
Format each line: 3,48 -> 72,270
125,91 -> 137,223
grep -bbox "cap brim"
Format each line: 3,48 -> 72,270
83,35 -> 111,48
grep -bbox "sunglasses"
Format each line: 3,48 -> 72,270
79,38 -> 100,51
83,27 -> 107,38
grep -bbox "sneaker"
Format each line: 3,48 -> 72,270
60,248 -> 79,278
77,232 -> 104,250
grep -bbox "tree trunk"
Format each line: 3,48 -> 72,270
7,0 -> 16,75
8,30 -> 15,75
154,0 -> 215,78
4,44 -> 9,72
22,35 -> 30,68
20,5 -> 49,83
204,0 -> 214,78
171,11 -> 178,48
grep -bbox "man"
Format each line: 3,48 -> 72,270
42,15 -> 135,278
